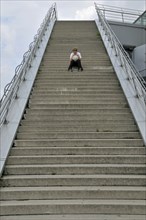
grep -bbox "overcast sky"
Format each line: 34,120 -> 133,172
1,0 -> 145,97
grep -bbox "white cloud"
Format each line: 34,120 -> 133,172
1,23 -> 16,56
75,6 -> 96,20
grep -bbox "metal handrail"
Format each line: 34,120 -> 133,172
95,3 -> 143,23
139,69 -> 146,73
0,3 -> 57,126
95,3 -> 146,107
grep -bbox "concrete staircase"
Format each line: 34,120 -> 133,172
0,21 -> 146,219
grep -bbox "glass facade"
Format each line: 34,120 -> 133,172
134,11 -> 146,26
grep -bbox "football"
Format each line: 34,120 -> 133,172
72,55 -> 78,61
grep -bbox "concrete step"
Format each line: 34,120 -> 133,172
49,37 -> 102,39
18,124 -> 138,132
42,53 -> 108,56
14,139 -> 143,148
1,174 -> 146,187
42,54 -> 108,56
46,44 -> 106,47
20,120 -> 136,127
38,67 -> 114,70
30,95 -> 126,100
34,82 -> 119,86
44,30 -> 96,37
7,155 -> 146,165
45,63 -> 110,66
44,60 -> 111,63
36,73 -> 116,76
36,75 -> 117,79
1,214 -> 146,220
47,45 -> 104,47
24,114 -> 133,121
29,100 -> 127,105
49,36 -> 102,39
36,76 -> 117,80
42,58 -> 111,61
44,52 -> 109,55
1,199 -> 145,215
33,86 -> 122,91
35,79 -> 119,84
46,47 -> 106,50
32,87 -> 122,92
32,88 -> 122,93
45,65 -> 112,68
49,34 -> 101,37
45,51 -> 106,53
30,94 -> 126,99
26,108 -> 131,114
42,59 -> 110,62
1,186 -> 146,200
41,52 -> 108,55
29,94 -> 125,99
37,69 -> 114,73
41,51 -> 110,55
56,45 -> 106,48
43,49 -> 107,52
36,74 -> 116,78
16,132 -> 140,140
35,77 -> 118,81
36,74 -> 115,77
31,91 -> 124,95
41,58 -> 111,61
33,85 -> 120,89
50,33 -> 101,35
44,42 -> 105,44
28,103 -> 129,109
36,77 -> 116,81
39,64 -> 113,68
36,72 -> 116,76
43,63 -> 112,66
4,164 -> 146,175
10,147 -> 145,156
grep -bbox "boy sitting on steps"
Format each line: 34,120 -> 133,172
68,48 -> 83,72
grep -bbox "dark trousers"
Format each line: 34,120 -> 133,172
68,60 -> 83,70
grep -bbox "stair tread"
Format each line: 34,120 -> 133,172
6,164 -> 146,167
2,174 -> 146,178
1,214 -> 145,220
1,199 -> 145,206
1,186 -> 146,191
8,155 -> 146,158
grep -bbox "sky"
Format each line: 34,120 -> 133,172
1,0 -> 145,97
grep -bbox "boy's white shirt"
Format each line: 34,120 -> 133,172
70,52 -> 82,60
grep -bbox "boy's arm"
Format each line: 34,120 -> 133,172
77,52 -> 82,60
70,53 -> 74,61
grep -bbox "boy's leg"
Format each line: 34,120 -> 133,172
68,60 -> 75,71
77,60 -> 83,71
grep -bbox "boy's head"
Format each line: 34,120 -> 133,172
72,48 -> 78,54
